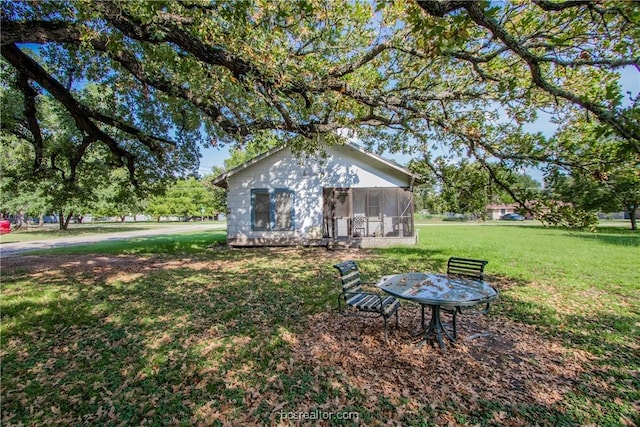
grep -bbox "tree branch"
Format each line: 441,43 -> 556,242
15,73 -> 44,171
414,0 -> 640,151
92,2 -> 314,122
414,0 -> 473,17
533,0 -> 593,12
1,44 -> 140,183
0,20 -> 82,45
329,42 -> 390,78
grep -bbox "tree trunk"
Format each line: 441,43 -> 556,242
628,206 -> 637,231
59,211 -> 73,230
64,212 -> 73,230
119,215 -> 126,223
17,209 -> 28,229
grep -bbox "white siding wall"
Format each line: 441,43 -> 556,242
226,144 -> 412,243
323,145 -> 411,188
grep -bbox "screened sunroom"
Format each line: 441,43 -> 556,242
322,187 -> 415,243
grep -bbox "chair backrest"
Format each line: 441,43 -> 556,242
333,261 -> 363,294
447,257 -> 488,280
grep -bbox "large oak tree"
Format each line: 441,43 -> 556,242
2,0 -> 638,221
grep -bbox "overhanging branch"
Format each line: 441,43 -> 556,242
414,0 -> 640,152
1,44 -> 141,183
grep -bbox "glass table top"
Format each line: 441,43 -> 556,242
377,272 -> 498,306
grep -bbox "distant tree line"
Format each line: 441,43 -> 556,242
411,146 -> 638,230
0,173 -> 226,230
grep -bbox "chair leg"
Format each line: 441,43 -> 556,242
395,309 -> 399,329
383,316 -> 389,344
452,310 -> 457,339
421,305 -> 426,329
482,303 -> 491,314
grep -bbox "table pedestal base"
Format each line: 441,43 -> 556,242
414,305 -> 455,348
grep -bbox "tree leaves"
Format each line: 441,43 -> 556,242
1,0 -> 638,225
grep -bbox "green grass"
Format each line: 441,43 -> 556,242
0,221 -> 225,243
23,231 -> 229,256
1,224 -> 638,426
370,225 -> 638,349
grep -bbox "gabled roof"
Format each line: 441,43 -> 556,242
211,142 -> 419,189
211,145 -> 285,189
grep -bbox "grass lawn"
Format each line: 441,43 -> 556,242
0,222 -> 225,244
1,225 -> 638,426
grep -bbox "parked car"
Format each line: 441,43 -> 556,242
0,219 -> 11,234
500,213 -> 525,221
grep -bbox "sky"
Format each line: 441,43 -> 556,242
198,67 -> 639,180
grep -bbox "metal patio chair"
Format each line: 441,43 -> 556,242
421,257 -> 490,339
352,216 -> 366,237
333,260 -> 400,343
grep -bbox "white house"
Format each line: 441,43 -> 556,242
212,142 -> 419,248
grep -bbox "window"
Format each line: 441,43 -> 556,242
367,189 -> 381,218
273,191 -> 293,230
251,189 -> 295,231
253,190 -> 270,230
352,188 -> 381,218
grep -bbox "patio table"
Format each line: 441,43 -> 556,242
376,272 -> 498,348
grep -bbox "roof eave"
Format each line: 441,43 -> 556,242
345,142 -> 421,182
210,142 -> 422,188
210,145 -> 287,189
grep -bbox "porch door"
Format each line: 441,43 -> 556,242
323,188 -> 352,239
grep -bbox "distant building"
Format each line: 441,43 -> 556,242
486,204 -> 519,220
